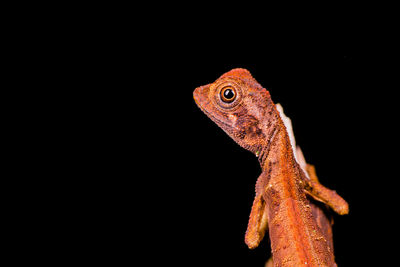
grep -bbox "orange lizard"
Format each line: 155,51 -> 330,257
193,68 -> 348,267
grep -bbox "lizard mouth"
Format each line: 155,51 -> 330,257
193,86 -> 210,116
194,87 -> 235,137
193,85 -> 206,107
194,86 -> 227,127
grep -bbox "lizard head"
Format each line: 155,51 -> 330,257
194,68 -> 275,154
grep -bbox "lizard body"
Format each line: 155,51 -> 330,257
194,69 -> 348,267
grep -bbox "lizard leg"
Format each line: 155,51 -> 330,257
304,165 -> 349,215
245,194 -> 269,249
305,164 -> 320,183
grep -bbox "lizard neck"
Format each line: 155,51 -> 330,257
257,126 -> 279,169
257,106 -> 296,171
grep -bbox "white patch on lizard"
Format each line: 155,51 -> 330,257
276,103 -> 310,179
276,104 -> 297,160
295,146 -> 307,172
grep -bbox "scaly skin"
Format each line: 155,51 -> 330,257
194,69 -> 348,267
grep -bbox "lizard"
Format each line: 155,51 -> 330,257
193,68 -> 348,267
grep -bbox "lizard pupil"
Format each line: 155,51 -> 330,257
221,87 -> 236,103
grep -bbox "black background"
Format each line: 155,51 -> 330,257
10,6 -> 399,266
66,54 -> 397,266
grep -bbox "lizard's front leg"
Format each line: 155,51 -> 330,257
245,172 -> 270,249
304,165 -> 349,215
245,194 -> 269,249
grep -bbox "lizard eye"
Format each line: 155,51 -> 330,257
220,86 -> 236,103
213,81 -> 242,110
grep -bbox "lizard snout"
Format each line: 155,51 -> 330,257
193,85 -> 210,109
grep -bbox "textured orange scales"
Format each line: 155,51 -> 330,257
194,69 -> 348,267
